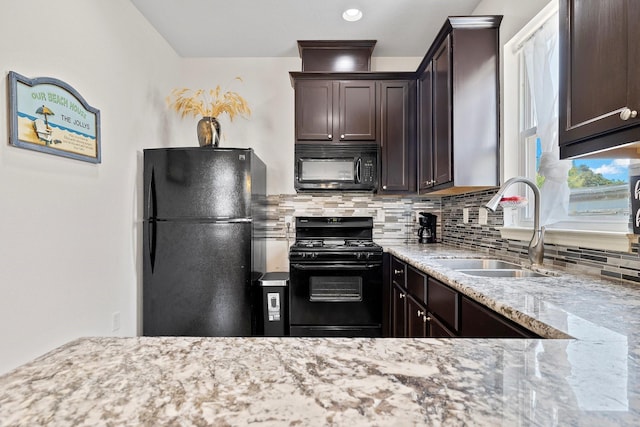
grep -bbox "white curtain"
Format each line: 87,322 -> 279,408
523,12 -> 571,226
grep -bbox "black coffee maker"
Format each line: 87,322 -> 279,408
417,212 -> 437,244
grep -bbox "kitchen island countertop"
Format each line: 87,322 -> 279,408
0,244 -> 639,426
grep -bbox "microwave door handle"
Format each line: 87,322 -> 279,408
355,158 -> 362,183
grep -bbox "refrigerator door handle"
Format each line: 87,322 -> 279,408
147,168 -> 157,219
148,220 -> 157,272
228,218 -> 252,223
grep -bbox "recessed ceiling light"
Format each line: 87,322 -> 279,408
342,8 -> 363,22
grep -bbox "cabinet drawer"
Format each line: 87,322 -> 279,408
407,265 -> 427,304
391,258 -> 407,288
427,277 -> 459,332
460,296 -> 537,338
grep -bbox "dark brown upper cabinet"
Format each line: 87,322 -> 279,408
294,79 -> 376,143
559,0 -> 640,158
379,80 -> 416,193
417,16 -> 501,194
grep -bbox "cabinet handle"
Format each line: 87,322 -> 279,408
620,108 -> 638,121
399,293 -> 406,299
394,269 -> 404,275
328,134 -> 332,139
417,309 -> 425,317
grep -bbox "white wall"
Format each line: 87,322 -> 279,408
0,0 -> 179,374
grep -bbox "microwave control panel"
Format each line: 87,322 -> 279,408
361,158 -> 375,183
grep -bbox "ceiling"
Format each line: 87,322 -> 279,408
130,0 -> 483,58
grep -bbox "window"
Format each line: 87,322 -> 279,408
506,1 -> 631,234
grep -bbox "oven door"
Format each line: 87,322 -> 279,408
288,262 -> 382,337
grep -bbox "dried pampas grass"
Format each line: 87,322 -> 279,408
167,77 -> 251,121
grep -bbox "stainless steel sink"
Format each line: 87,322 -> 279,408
456,269 -> 549,278
437,259 -> 522,270
436,258 -> 552,278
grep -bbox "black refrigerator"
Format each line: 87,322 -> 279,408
142,147 -> 266,336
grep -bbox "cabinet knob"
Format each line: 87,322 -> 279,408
620,107 -> 638,121
393,269 -> 404,275
383,185 -> 387,190
417,309 -> 425,317
399,293 -> 406,299
328,134 -> 332,139
340,134 -> 345,139
423,315 -> 429,323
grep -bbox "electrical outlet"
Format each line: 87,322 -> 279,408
478,208 -> 488,225
284,215 -> 293,227
375,209 -> 385,222
463,208 -> 470,224
415,211 -> 421,222
112,312 -> 121,332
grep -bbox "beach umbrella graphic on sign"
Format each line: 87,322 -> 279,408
35,105 -> 54,128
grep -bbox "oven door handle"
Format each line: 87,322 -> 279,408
291,263 -> 380,271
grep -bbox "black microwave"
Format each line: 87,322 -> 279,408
294,144 -> 378,192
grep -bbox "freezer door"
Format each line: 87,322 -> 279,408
143,220 -> 253,336
144,148 -> 252,219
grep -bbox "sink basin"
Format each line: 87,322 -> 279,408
456,269 -> 550,278
436,258 -> 552,278
437,259 -> 522,270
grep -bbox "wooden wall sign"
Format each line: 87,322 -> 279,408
8,71 -> 101,163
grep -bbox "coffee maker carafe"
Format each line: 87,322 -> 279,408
418,212 -> 437,244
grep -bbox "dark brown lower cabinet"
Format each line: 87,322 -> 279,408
386,256 -> 539,339
428,313 -> 456,338
407,296 -> 427,337
427,277 -> 459,333
391,283 -> 407,337
459,296 -> 538,338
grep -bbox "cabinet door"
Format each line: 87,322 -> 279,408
428,312 -> 457,338
391,283 -> 407,337
407,296 -> 428,338
432,36 -> 452,187
460,296 -> 537,338
379,80 -> 416,193
427,276 -> 459,333
418,64 -> 434,193
338,81 -> 377,141
295,80 -> 333,141
559,0 -> 640,153
391,257 -> 407,288
406,265 -> 427,305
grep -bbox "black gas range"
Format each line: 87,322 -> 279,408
288,217 -> 383,337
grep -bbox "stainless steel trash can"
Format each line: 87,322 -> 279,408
258,272 -> 289,336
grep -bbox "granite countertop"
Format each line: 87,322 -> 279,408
1,244 -> 639,425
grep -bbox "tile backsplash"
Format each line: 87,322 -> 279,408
266,190 -> 640,284
265,194 -> 442,245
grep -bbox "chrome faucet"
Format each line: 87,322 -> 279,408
484,177 -> 545,265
